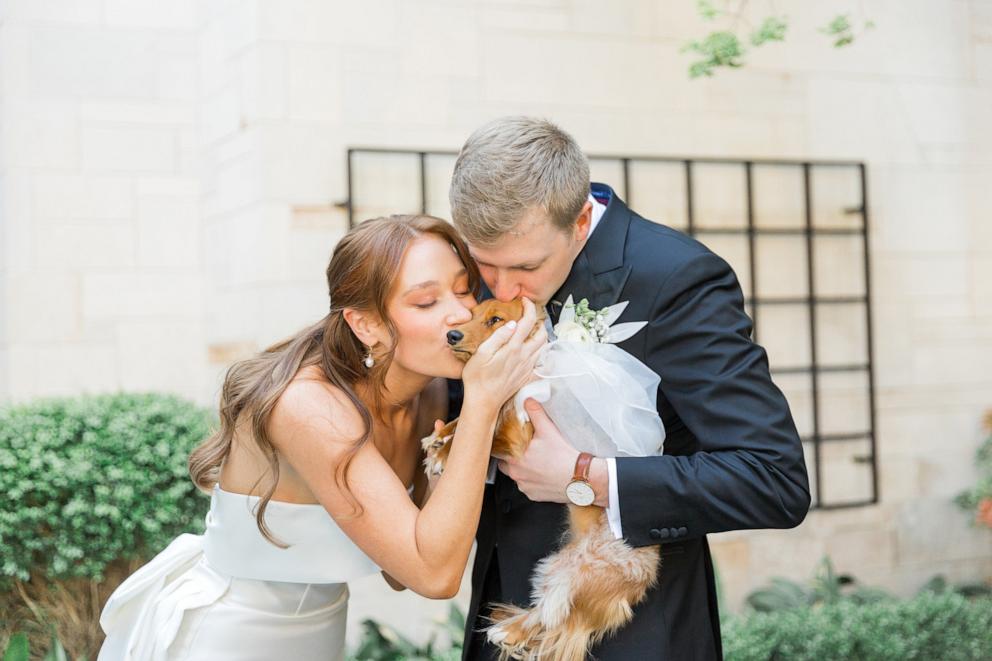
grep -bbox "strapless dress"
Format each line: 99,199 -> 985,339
98,484 -> 393,661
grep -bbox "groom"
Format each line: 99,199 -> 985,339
447,116 -> 810,660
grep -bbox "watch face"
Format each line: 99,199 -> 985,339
566,480 -> 595,506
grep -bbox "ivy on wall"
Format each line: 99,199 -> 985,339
682,0 -> 875,78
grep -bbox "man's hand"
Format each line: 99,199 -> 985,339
496,398 -> 609,507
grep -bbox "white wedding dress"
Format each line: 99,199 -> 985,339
98,484 -> 391,661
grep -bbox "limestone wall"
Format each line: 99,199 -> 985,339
1,0 -> 989,646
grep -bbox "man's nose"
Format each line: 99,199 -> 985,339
492,280 -> 520,302
446,330 -> 464,345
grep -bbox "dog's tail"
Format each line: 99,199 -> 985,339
482,602 -> 616,661
533,622 -> 598,661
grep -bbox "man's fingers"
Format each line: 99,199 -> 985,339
524,398 -> 552,427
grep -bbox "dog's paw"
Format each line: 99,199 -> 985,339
484,604 -> 543,660
421,432 -> 453,477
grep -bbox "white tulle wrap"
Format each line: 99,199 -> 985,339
513,296 -> 666,458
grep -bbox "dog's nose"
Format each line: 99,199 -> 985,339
446,330 -> 463,345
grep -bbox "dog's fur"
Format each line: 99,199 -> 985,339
421,299 -> 661,661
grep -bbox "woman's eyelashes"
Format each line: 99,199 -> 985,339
412,289 -> 472,309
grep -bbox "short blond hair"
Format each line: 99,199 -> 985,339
449,116 -> 590,245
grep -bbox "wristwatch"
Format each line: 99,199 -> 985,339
565,452 -> 596,506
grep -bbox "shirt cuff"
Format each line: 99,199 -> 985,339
605,457 -> 623,539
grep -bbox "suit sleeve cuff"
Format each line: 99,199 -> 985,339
605,457 -> 623,539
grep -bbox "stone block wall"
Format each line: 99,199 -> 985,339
1,0 -> 990,646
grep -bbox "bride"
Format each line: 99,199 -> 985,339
98,214 -> 545,660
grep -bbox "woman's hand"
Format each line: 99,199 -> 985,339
461,298 -> 546,410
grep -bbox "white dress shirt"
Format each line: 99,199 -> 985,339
583,194 -> 625,541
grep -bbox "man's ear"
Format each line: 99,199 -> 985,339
573,201 -> 593,243
342,308 -> 385,349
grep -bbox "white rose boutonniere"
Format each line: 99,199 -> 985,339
514,293 -> 666,458
552,295 -> 646,345
552,319 -> 594,343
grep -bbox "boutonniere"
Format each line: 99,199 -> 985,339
552,295 -> 646,344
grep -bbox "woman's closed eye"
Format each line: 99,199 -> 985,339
415,291 -> 471,308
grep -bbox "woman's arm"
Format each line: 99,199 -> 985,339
384,382 -> 444,592
268,382 -> 498,598
268,304 -> 543,599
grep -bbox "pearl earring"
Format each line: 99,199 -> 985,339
364,349 -> 374,368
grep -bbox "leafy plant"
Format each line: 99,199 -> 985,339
723,591 -> 992,660
682,30 -> 748,78
750,16 -> 787,46
0,393 -> 214,585
1,631 -> 88,661
348,603 -> 465,661
0,393 -> 214,660
682,1 -> 875,78
347,572 -> 992,661
918,574 -> 992,599
820,13 -> 876,48
2,634 -> 29,661
745,556 -> 890,613
955,410 -> 992,530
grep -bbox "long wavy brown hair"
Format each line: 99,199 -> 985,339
188,214 -> 481,546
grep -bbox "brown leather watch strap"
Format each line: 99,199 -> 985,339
572,452 -> 594,482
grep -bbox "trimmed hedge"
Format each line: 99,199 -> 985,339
722,591 -> 992,660
0,393 -> 214,583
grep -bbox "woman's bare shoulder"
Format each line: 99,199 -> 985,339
268,365 -> 364,447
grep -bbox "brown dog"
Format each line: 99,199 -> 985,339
422,299 -> 661,661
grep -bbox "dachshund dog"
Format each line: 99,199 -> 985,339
422,299 -> 660,661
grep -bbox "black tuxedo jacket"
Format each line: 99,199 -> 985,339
456,183 -> 811,660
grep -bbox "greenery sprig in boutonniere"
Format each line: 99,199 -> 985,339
552,295 -> 646,345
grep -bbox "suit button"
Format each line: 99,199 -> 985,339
649,528 -> 662,540
677,526 -> 687,537
650,528 -> 670,540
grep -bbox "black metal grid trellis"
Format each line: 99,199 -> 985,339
343,147 -> 877,511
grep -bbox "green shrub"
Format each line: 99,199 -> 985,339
0,393 -> 214,584
349,603 -> 465,661
723,591 -> 992,660
2,633 -> 28,661
1,631 -> 84,661
744,556 -> 891,613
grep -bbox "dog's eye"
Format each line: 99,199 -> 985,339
485,316 -> 504,327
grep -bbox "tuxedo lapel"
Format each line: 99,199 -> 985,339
548,250 -> 593,324
550,184 -> 633,320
